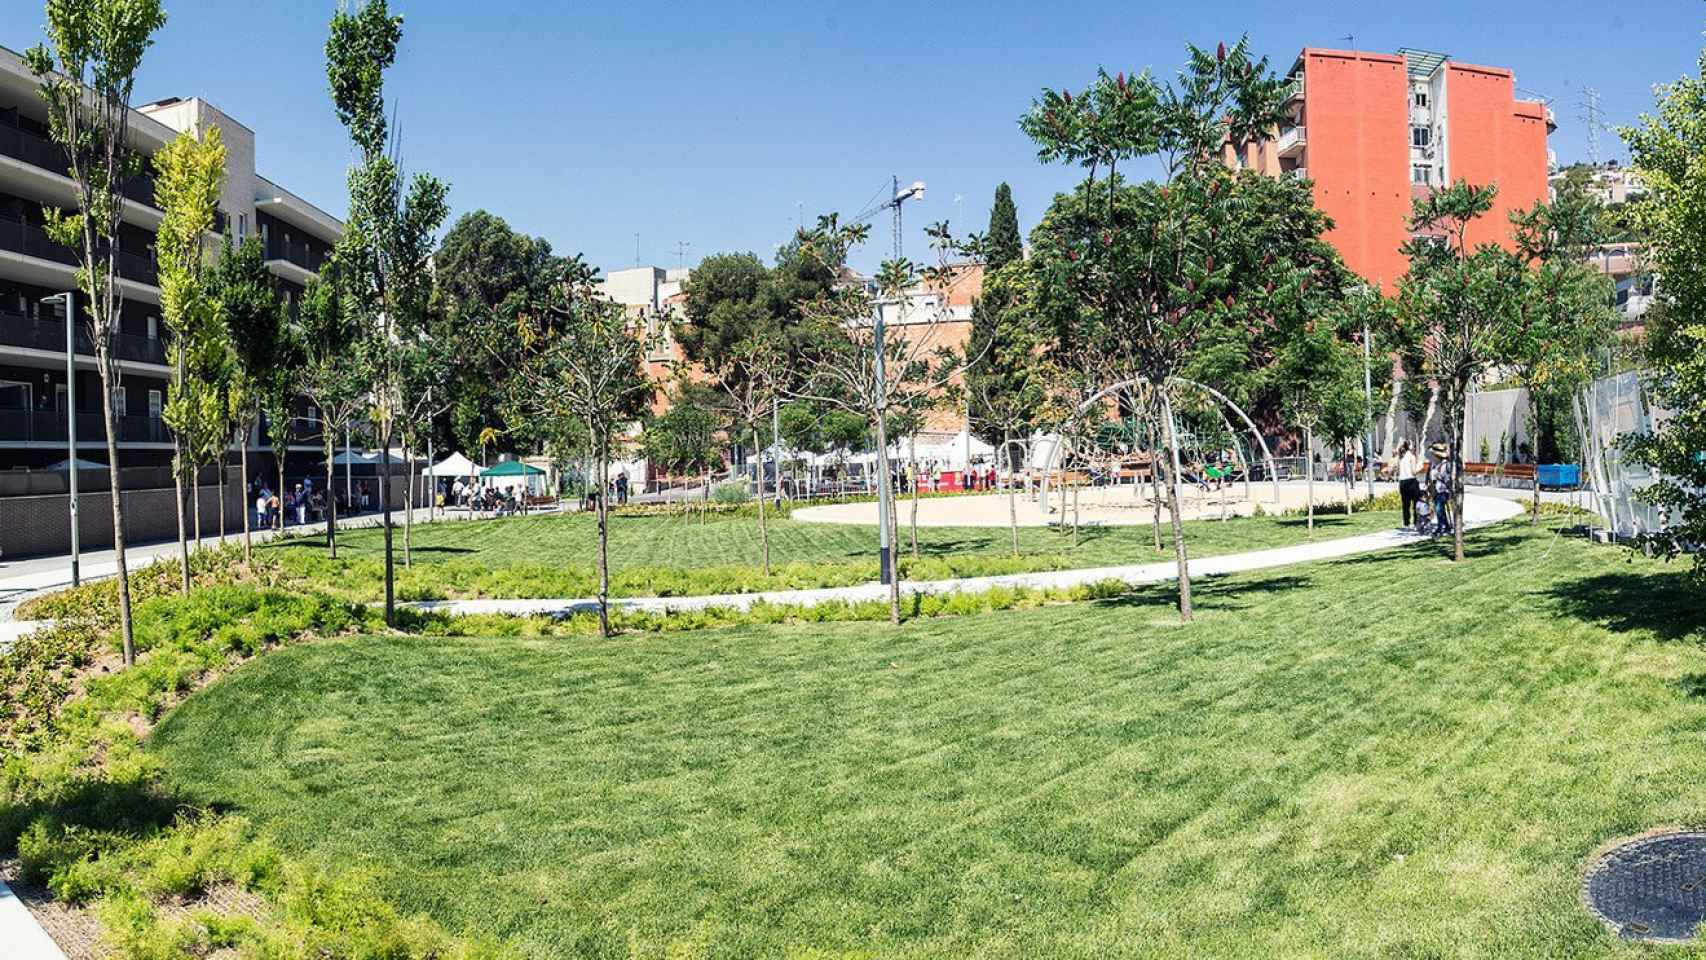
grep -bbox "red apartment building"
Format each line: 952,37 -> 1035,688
1226,47 -> 1554,290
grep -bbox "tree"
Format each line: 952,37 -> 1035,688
1620,43 -> 1706,581
985,182 -> 1022,269
496,258 -> 657,637
152,126 -> 226,594
324,0 -> 450,625
642,381 -> 721,515
1508,180 -> 1618,522
793,219 -> 965,625
212,236 -> 286,564
1020,40 -> 1300,621
1398,181 -> 1526,562
432,210 -> 558,454
297,256 -> 368,559
705,332 -> 787,575
26,0 -> 168,666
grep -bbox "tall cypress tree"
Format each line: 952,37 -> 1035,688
967,183 -> 1035,449
985,182 -> 1021,269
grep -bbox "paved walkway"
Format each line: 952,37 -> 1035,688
408,493 -> 1525,619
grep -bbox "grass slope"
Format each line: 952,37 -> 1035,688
259,506 -> 1403,601
153,527 -> 1706,958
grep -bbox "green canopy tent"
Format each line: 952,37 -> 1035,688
480,459 -> 548,498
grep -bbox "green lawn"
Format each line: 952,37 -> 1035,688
258,504 -> 1405,601
151,526 -> 1706,958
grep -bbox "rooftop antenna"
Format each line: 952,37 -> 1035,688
634,233 -> 640,267
673,240 -> 692,270
1341,34 -> 1356,53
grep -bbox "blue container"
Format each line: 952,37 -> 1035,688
1537,463 -> 1580,490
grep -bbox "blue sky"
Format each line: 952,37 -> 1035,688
4,1 -> 1700,274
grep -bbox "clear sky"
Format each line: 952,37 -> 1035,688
3,1 -> 1700,275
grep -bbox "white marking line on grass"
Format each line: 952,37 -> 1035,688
406,495 -> 1525,619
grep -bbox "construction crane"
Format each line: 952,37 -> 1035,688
846,175 -> 926,261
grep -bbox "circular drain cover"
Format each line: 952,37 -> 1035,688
1583,832 -> 1706,942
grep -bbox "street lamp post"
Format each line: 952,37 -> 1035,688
43,292 -> 79,586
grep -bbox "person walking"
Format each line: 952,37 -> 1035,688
1396,440 -> 1421,529
1429,442 -> 1455,538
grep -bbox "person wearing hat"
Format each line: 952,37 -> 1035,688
1428,441 -> 1455,537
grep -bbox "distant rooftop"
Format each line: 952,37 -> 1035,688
1396,47 -> 1450,79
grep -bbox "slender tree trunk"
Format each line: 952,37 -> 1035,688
276,452 -> 285,533
193,469 -> 203,552
595,432 -> 612,638
908,436 -> 919,560
98,356 -> 135,665
1004,432 -> 1019,558
1072,480 -> 1081,547
240,429 -> 251,564
172,436 -> 190,596
1161,392 -> 1194,622
324,433 -> 338,559
1450,399 -> 1467,563
381,426 -> 395,626
1344,454 -> 1353,517
1151,445 -> 1164,552
755,435 -> 770,577
1305,423 -> 1315,538
404,442 -> 414,569
873,411 -> 900,625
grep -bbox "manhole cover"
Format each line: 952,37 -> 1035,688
1582,831 -> 1706,942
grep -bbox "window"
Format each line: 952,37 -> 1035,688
112,386 -> 126,418
1414,90 -> 1429,108
1412,164 -> 1433,185
148,389 -> 162,419
238,213 -> 247,239
55,383 -> 67,412
1411,126 -> 1431,148
308,405 -> 319,427
147,316 -> 158,340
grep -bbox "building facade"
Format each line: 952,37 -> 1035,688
1227,47 -> 1553,290
0,45 -> 342,476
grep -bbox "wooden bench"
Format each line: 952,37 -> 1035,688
1463,462 -> 1535,487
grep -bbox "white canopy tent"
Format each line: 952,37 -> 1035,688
422,452 -> 478,478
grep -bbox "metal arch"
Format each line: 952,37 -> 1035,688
1038,377 -> 1280,507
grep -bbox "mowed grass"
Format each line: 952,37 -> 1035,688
258,502 -> 1403,600
152,526 -> 1706,958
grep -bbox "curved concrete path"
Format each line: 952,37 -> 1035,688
407,493 -> 1524,619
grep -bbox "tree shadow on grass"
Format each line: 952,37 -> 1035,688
404,546 -> 476,556
1090,572 -> 1316,614
1540,569 -> 1706,644
1679,674 -> 1706,699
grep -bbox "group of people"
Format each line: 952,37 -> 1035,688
1393,440 -> 1457,538
251,478 -> 374,530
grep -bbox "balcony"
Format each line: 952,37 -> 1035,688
0,307 -> 169,367
1284,167 -> 1310,182
0,408 -> 167,445
0,122 -> 159,210
0,214 -> 157,286
1277,125 -> 1307,159
263,232 -> 327,275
